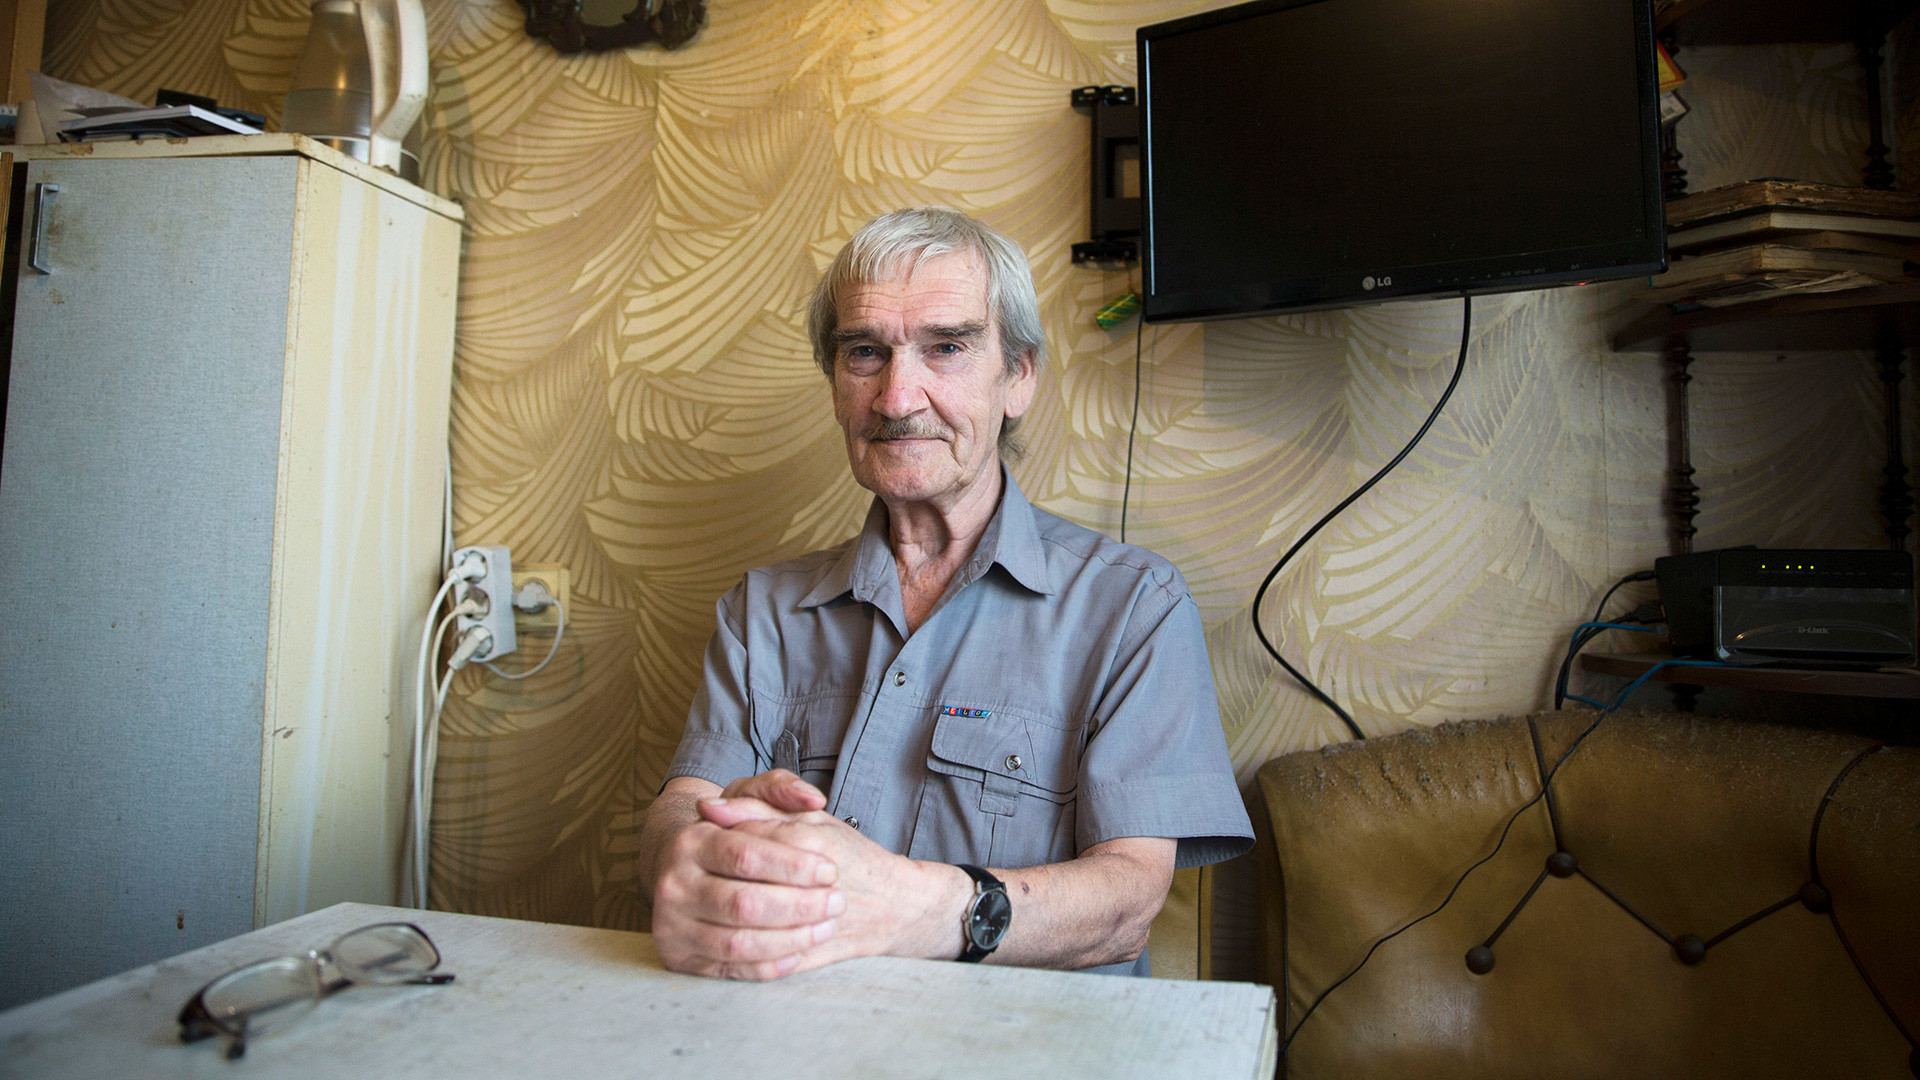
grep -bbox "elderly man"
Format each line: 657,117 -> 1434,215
638,207 -> 1251,980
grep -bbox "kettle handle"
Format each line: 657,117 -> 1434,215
362,0 -> 427,173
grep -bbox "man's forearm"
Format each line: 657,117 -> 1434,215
877,838 -> 1177,970
978,837 -> 1177,970
637,775 -> 721,903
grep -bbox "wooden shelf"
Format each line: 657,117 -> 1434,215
1630,0 -> 1920,552
1612,283 -> 1920,351
1580,651 -> 1920,699
1657,0 -> 1920,45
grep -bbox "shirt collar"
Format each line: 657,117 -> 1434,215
797,466 -> 1056,610
978,467 -> 1054,596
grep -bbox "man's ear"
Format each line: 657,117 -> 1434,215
1003,349 -> 1038,419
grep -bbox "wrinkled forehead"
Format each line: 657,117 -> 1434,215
844,242 -> 985,294
833,248 -> 992,324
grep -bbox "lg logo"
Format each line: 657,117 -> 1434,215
1362,274 -> 1393,291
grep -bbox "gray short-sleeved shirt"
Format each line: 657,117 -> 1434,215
666,470 -> 1254,977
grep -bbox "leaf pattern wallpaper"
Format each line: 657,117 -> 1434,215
44,0 -> 1915,964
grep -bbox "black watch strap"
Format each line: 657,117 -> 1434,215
956,863 -> 1010,963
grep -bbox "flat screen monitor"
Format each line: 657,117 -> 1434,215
1137,0 -> 1666,322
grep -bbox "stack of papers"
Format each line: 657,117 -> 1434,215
1648,180 -> 1920,308
1666,179 -> 1920,229
58,105 -> 262,142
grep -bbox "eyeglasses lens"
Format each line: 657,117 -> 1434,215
330,923 -> 439,985
201,957 -> 323,1037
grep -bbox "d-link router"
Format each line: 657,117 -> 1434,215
1656,547 -> 1916,668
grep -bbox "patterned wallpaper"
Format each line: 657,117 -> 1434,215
44,0 -> 1910,939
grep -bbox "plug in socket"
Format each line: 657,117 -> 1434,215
452,545 -> 516,662
513,565 -> 570,633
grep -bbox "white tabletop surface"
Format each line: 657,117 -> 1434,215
0,901 -> 1277,1079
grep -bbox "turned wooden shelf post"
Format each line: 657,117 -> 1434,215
1859,32 -> 1897,191
1663,336 -> 1700,556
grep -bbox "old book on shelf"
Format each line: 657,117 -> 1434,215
1708,229 -> 1920,261
1667,179 -> 1920,230
1643,242 -> 1909,307
1667,209 -> 1920,256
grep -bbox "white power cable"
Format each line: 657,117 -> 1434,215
413,606 -> 464,909
408,557 -> 569,910
441,448 -> 455,578
409,552 -> 489,910
483,581 -> 566,680
415,623 -> 492,909
409,581 -> 454,910
412,600 -> 472,910
446,626 -> 493,671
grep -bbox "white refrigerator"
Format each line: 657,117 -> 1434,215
0,134 -> 462,1007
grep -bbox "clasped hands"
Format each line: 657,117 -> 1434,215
650,770 -> 967,980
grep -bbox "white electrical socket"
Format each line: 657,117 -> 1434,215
513,565 -> 570,632
452,545 -> 516,662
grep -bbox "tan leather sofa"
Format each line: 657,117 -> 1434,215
1251,710 -> 1918,1079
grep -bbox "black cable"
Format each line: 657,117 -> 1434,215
1809,746 -> 1916,1053
1552,568 -> 1660,709
1553,624 -> 1610,710
1252,296 -> 1472,742
1590,570 -> 1656,627
1120,314 -> 1144,543
1552,571 -> 1657,709
1283,660 -> 1706,1055
1554,617 -> 1668,711
1284,772 -> 1550,1051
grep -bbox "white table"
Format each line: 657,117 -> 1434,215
0,902 -> 1278,1078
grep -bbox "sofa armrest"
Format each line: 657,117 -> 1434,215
1254,711 -> 1918,1080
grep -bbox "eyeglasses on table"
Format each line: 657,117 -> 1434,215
177,921 -> 455,1060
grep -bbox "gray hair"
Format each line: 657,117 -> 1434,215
807,207 -> 1047,381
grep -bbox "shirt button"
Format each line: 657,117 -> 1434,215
843,816 -> 860,830
894,671 -> 906,686
1005,754 -> 1022,772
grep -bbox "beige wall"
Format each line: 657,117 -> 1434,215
46,1 -> 1907,937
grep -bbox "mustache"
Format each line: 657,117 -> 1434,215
862,417 -> 952,441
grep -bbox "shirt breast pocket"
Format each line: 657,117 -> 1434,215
757,693 -> 856,796
912,706 -> 1081,870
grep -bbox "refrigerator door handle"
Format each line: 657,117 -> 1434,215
29,182 -> 59,274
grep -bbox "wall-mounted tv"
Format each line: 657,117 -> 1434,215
1137,0 -> 1666,322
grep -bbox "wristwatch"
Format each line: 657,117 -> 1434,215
956,864 -> 1011,962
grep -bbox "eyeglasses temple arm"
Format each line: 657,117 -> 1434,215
176,993 -> 221,1042
318,971 -> 454,999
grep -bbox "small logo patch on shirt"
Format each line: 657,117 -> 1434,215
940,706 -> 991,718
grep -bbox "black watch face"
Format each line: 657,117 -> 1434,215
968,887 -> 1012,950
